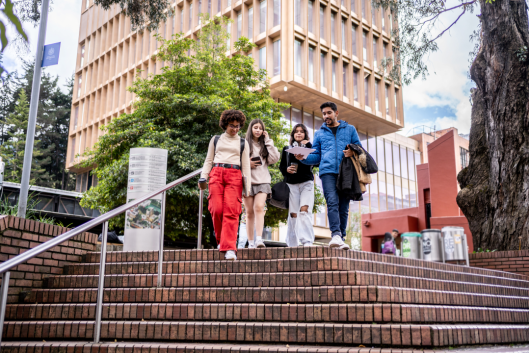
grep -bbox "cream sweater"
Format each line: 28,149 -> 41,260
249,135 -> 280,185
201,133 -> 251,192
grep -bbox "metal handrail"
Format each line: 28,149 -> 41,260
0,168 -> 204,346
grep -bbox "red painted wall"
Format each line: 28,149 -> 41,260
427,131 -> 461,217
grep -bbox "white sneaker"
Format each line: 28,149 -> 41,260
217,245 -> 220,249
339,242 -> 350,250
303,243 -> 313,247
225,250 -> 237,260
255,238 -> 266,248
329,235 -> 345,248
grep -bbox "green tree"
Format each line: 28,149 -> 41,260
0,89 -> 47,184
80,16 -> 293,243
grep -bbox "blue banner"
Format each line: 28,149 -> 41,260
42,42 -> 61,67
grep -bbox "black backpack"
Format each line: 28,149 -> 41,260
269,181 -> 290,209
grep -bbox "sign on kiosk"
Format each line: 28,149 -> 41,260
124,148 -> 168,251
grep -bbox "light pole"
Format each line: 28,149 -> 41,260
17,0 -> 51,218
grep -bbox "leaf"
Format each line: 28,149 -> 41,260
1,0 -> 29,43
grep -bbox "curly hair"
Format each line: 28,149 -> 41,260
219,110 -> 246,130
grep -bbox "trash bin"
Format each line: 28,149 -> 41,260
441,226 -> 469,264
401,232 -> 422,259
421,229 -> 443,262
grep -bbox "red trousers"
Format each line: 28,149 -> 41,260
208,167 -> 243,252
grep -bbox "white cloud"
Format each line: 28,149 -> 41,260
3,0 -> 82,89
402,0 -> 480,134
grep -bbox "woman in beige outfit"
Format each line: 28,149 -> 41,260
244,119 -> 280,248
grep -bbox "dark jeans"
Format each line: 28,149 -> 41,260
320,173 -> 350,239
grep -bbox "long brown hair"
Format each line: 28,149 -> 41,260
246,119 -> 270,163
290,123 -> 310,146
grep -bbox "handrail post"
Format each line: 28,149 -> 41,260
0,271 -> 11,348
157,191 -> 166,288
197,189 -> 204,249
93,221 -> 109,343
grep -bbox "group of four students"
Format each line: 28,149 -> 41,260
200,101 -> 362,260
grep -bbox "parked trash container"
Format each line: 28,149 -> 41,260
401,232 -> 422,259
441,226 -> 469,265
421,229 -> 443,262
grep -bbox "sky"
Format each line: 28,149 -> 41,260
2,0 -> 479,135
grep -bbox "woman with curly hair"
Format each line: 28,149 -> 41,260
244,119 -> 280,249
200,110 -> 251,260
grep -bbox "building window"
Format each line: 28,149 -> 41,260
248,7 -> 253,38
73,106 -> 79,129
295,0 -> 301,27
460,147 -> 469,168
320,6 -> 325,39
400,146 -> 408,180
180,8 -> 184,32
308,0 -> 314,32
372,7 -> 376,26
80,45 -> 85,68
395,88 -> 399,121
331,12 -> 336,45
352,25 -> 357,57
382,9 -> 385,30
362,31 -> 367,61
226,22 -> 231,48
208,0 -> 211,15
70,137 -> 76,163
273,40 -> 281,76
385,84 -> 390,115
218,0 -> 221,12
361,0 -> 366,18
309,46 -> 315,82
198,0 -> 202,24
353,68 -> 359,102
237,12 -> 242,39
189,2 -> 193,30
273,0 -> 281,27
260,0 -> 267,33
77,75 -> 82,98
294,40 -> 302,77
364,75 -> 370,107
393,143 -> 400,177
375,79 -> 380,112
385,140 -> 393,175
408,149 -> 415,181
341,19 -> 346,50
351,0 -> 355,13
320,52 -> 326,87
343,63 -> 348,97
259,46 -> 266,70
373,36 -> 378,68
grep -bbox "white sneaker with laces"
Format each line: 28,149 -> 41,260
303,243 -> 313,247
217,245 -> 220,250
329,235 -> 345,248
225,250 -> 237,260
255,238 -> 266,248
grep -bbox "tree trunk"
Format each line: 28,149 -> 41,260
457,0 -> 529,251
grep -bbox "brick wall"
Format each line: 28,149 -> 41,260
0,215 -> 98,303
470,250 -> 529,276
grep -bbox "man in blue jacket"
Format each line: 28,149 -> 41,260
295,102 -> 361,250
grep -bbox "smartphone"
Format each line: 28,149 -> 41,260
251,156 -> 262,165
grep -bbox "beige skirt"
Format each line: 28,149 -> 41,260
250,183 -> 272,198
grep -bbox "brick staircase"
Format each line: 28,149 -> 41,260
2,247 -> 529,352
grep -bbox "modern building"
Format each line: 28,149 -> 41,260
360,127 -> 472,252
68,0 -> 417,241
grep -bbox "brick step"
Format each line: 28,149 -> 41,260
3,320 -> 529,347
2,341 -> 516,353
44,270 -> 529,298
6,302 -> 529,324
64,258 -> 529,289
23,285 -> 529,309
83,248 -> 528,283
